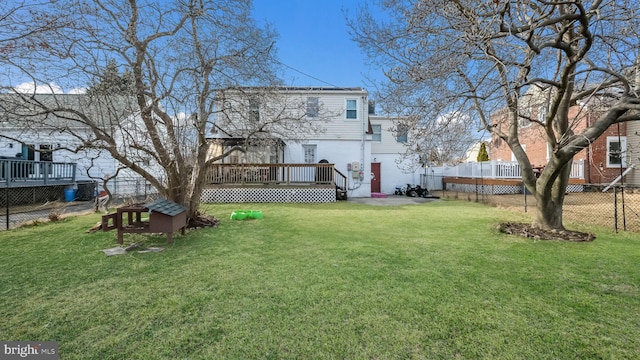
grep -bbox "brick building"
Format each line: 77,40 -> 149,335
490,94 -> 627,185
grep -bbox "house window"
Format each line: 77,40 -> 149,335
606,136 -> 627,167
346,99 -> 357,119
39,144 -> 53,162
518,106 -> 531,128
538,105 -> 547,123
372,124 -> 381,142
307,97 -> 319,118
396,125 -> 408,143
249,98 -> 260,122
302,145 -> 317,164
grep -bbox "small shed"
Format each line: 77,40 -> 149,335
102,199 -> 188,244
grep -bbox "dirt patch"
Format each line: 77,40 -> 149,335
498,222 -> 595,242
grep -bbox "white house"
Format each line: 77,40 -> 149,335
1,88 -> 427,203
0,94 -> 157,197
208,87 -> 424,199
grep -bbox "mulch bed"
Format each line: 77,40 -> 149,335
498,222 -> 595,242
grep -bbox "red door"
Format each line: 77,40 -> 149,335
371,162 -> 381,193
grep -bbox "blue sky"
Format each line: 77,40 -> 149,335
252,0 -> 382,89
2,0 -> 384,93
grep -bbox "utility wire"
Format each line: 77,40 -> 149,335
274,58 -> 340,87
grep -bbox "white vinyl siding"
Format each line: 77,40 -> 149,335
307,94 -> 365,140
370,118 -> 408,155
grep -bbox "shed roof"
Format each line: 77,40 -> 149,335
144,199 -> 186,217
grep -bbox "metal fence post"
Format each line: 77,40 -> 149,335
475,177 -> 478,202
5,187 -> 8,230
614,187 -> 618,233
621,186 -> 627,231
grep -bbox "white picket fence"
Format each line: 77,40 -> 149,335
421,160 -> 585,192
433,160 -> 584,179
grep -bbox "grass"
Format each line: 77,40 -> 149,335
1,200 -> 639,359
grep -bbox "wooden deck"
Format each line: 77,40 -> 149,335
205,163 -> 347,188
1,159 -> 77,188
203,163 -> 348,203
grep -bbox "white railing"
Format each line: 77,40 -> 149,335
434,160 -> 584,179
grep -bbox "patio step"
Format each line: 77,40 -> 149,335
371,192 -> 387,198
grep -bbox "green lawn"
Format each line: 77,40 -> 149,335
1,200 -> 639,359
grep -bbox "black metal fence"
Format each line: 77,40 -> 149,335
0,182 -> 95,230
1,177 -> 159,230
440,184 -> 640,233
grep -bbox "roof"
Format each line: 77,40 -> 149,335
0,93 -> 137,129
144,199 -> 186,217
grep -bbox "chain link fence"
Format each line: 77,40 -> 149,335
440,184 -> 640,233
1,176 -> 158,230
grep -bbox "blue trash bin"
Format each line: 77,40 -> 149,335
64,188 -> 77,202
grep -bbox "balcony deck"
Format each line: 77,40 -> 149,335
0,159 -> 77,188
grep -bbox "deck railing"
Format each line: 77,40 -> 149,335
439,160 -> 584,179
206,163 -> 346,188
1,159 -> 76,186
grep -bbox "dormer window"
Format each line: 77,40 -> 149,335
346,99 -> 357,119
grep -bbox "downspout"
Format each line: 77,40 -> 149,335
361,94 -> 366,170
348,94 -> 367,192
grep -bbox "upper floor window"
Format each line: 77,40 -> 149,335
607,136 -> 627,168
307,97 -> 319,118
372,124 -> 381,142
396,125 -> 408,143
518,106 -> 531,128
249,98 -> 260,122
346,99 -> 357,119
538,105 -> 547,123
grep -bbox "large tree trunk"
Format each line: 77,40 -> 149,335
533,195 -> 564,230
532,161 -> 572,230
162,170 -> 201,221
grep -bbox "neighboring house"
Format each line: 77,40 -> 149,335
208,87 -> 424,199
0,94 -> 157,196
490,91 -> 628,185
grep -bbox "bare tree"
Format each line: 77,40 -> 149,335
0,0 -> 305,221
350,0 -> 640,231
